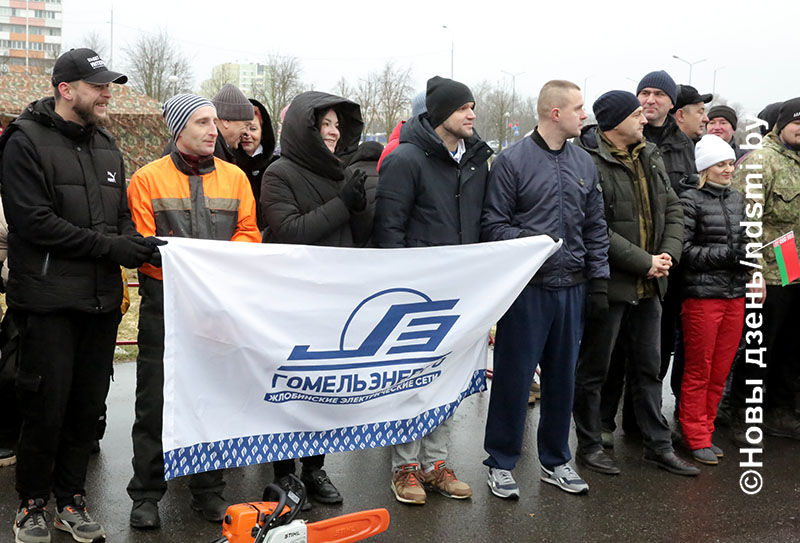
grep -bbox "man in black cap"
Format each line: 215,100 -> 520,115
375,75 -> 492,505
706,105 -> 746,160
481,80 -> 609,499
673,84 -> 712,142
574,90 -> 698,477
0,48 -> 158,543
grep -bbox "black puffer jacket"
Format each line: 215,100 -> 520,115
644,115 -> 697,195
235,99 -> 277,230
260,91 -> 371,247
373,114 -> 492,247
680,183 -> 748,299
578,125 -> 684,303
0,97 -> 137,313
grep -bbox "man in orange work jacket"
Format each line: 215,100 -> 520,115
125,93 -> 260,530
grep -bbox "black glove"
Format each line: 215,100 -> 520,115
585,278 -> 609,320
339,168 -> 367,212
518,230 -> 560,244
142,236 -> 168,249
105,235 -> 154,269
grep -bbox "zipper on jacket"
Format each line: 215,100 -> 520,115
720,190 -> 734,297
40,252 -> 50,276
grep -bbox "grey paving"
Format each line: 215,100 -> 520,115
1,359 -> 798,543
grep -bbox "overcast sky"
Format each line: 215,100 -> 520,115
62,0 -> 797,114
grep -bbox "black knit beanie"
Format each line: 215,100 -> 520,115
775,97 -> 800,135
593,91 -> 642,131
707,105 -> 738,130
426,76 -> 475,128
636,70 -> 677,106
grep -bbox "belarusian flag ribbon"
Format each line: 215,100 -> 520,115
772,231 -> 800,286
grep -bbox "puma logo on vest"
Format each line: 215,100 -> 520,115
107,171 -> 117,183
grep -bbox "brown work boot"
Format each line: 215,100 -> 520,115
391,464 -> 426,505
528,381 -> 541,404
420,461 -> 472,499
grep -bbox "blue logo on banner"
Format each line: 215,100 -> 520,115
264,288 -> 461,404
283,288 -> 459,371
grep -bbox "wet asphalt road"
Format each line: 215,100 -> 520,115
1,358 -> 798,543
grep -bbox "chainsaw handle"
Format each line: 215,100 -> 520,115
253,485 -> 287,543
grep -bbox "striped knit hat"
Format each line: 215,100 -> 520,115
163,93 -> 215,138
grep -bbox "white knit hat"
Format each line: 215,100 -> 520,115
695,134 -> 736,172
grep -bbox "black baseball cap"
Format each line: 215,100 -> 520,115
671,84 -> 712,112
52,48 -> 128,86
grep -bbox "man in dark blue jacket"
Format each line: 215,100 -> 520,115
374,76 -> 492,505
481,80 -> 609,499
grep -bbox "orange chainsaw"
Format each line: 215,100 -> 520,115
212,475 -> 390,543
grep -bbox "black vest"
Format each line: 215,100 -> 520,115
3,117 -> 129,313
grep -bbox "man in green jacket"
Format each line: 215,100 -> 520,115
573,90 -> 698,476
727,97 -> 800,440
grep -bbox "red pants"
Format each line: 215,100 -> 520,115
680,297 -> 744,450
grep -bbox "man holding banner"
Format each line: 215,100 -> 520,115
374,75 -> 493,505
481,80 -> 609,499
126,94 -> 260,529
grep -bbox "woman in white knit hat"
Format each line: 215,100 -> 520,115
678,134 -> 749,465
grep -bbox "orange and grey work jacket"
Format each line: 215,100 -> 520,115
127,150 -> 261,280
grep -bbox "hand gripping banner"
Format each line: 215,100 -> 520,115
159,236 -> 559,479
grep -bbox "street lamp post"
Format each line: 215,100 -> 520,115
167,75 -> 180,99
672,55 -> 707,85
712,66 -> 725,96
501,70 -> 524,133
441,25 -> 453,78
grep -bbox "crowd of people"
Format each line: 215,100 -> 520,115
0,46 -> 798,543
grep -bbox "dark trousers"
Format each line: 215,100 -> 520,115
484,284 -> 584,471
273,455 -> 325,479
599,343 -> 637,433
574,297 -> 672,455
660,275 -> 685,396
127,275 -> 224,502
728,284 -> 800,412
13,310 -> 119,505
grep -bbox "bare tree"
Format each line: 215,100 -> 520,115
199,64 -> 239,99
478,80 -> 515,149
122,29 -> 192,102
251,53 -> 305,137
81,29 -> 108,59
333,77 -> 353,100
354,73 -> 380,140
375,62 -> 413,140
516,96 -> 538,139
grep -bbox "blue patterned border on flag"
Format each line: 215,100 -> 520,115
163,370 -> 486,480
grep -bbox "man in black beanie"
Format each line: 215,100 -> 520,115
374,76 -> 492,505
706,105 -> 746,160
574,90 -> 697,477
635,71 -> 694,428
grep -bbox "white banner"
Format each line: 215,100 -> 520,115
159,236 -> 560,479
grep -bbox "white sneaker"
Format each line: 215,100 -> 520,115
540,463 -> 589,494
487,467 -> 520,499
